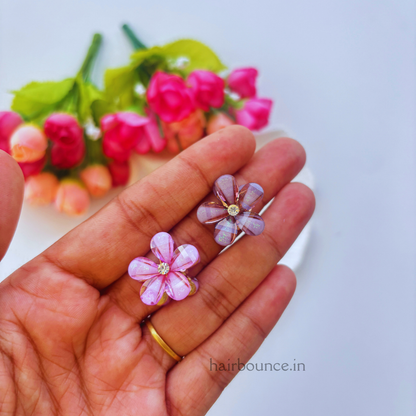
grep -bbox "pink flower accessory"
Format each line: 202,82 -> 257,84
128,232 -> 200,306
197,174 -> 265,246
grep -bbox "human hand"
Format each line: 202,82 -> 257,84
0,126 -> 314,415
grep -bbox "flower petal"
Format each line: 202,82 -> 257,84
188,277 -> 199,296
165,271 -> 191,301
214,174 -> 238,206
236,211 -> 265,236
170,244 -> 200,272
238,183 -> 264,211
128,257 -> 159,281
135,135 -> 151,154
117,112 -> 150,128
150,232 -> 174,263
100,114 -> 118,132
143,118 -> 166,153
197,202 -> 228,224
214,216 -> 238,246
140,275 -> 166,305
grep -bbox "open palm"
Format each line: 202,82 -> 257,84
0,126 -> 314,415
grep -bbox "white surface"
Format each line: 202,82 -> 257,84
279,166 -> 314,271
1,1 -> 415,415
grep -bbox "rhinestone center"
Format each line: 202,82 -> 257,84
158,262 -> 170,275
227,204 -> 240,216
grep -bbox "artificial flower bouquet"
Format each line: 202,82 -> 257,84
0,25 -> 273,216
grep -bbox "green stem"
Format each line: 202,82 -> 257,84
122,24 -> 147,50
78,33 -> 103,82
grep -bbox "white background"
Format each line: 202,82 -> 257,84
1,0 -> 415,415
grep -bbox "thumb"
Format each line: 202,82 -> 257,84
0,150 -> 24,261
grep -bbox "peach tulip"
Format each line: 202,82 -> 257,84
80,165 -> 112,197
55,179 -> 90,216
164,110 -> 206,153
24,172 -> 59,206
206,113 -> 234,135
10,124 -> 48,162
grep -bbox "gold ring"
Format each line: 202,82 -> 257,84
145,318 -> 183,362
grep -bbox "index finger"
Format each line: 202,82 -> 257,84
43,126 -> 256,289
0,151 -> 24,260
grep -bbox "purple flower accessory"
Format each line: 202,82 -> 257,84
128,232 -> 200,306
197,174 -> 265,246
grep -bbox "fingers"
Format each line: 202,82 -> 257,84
166,265 -> 296,416
0,150 -> 24,261
105,137 -> 306,321
43,126 -> 256,289
150,182 -> 315,356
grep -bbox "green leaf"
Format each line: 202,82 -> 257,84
11,79 -> 75,119
105,39 -> 226,111
104,64 -> 139,108
225,94 -> 245,110
77,80 -> 105,122
91,100 -> 117,125
130,46 -> 165,65
162,39 -> 226,74
131,39 -> 226,74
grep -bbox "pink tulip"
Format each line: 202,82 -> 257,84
206,113 -> 234,135
235,98 -> 273,131
24,172 -> 59,206
51,140 -> 85,169
101,112 -> 149,161
102,136 -> 131,162
228,67 -> 258,98
55,179 -> 90,216
80,165 -> 112,197
187,70 -> 224,111
108,160 -> 130,187
135,112 -> 166,154
147,71 -> 194,123
10,124 -> 48,162
0,111 -> 23,154
44,113 -> 83,148
18,156 -> 46,179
